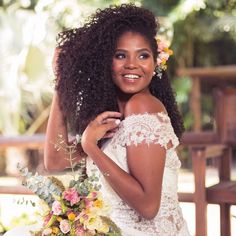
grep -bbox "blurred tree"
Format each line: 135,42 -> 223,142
143,0 -> 236,131
142,0 -> 181,16
171,0 -> 236,68
170,0 -> 236,131
0,0 -> 140,136
0,0 -> 142,173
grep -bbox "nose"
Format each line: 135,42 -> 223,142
124,56 -> 138,69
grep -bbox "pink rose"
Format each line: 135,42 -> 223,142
87,191 -> 98,199
75,225 -> 85,236
84,198 -> 93,208
63,188 -> 80,206
159,52 -> 169,61
60,219 -> 70,234
52,200 -> 62,215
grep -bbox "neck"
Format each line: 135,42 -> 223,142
116,93 -> 132,116
116,89 -> 151,115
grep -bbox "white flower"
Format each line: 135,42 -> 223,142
59,219 -> 70,234
42,228 -> 52,235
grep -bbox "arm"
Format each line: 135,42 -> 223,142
44,49 -> 84,171
44,92 -> 84,171
81,95 -> 168,219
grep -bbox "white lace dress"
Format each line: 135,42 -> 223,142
4,112 -> 190,236
87,112 -> 190,236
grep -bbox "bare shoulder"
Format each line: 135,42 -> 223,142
124,93 -> 167,117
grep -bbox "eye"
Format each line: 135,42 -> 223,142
139,52 -> 151,59
114,52 -> 126,59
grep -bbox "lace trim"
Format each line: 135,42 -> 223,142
111,112 -> 179,149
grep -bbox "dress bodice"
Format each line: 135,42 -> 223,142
86,112 -> 190,236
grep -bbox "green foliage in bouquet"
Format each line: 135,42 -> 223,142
17,135 -> 122,236
18,164 -> 64,206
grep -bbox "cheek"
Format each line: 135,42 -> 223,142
112,62 -> 122,77
144,64 -> 155,75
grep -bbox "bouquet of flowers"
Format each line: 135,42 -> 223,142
17,135 -> 121,236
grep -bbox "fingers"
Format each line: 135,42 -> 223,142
95,111 -> 122,124
85,112 -> 121,143
101,118 -> 119,124
103,119 -> 121,131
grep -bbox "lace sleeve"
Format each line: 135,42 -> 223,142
118,112 -> 179,149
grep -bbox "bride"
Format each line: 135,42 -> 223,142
6,4 -> 190,236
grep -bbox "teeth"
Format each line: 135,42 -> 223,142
124,74 -> 140,79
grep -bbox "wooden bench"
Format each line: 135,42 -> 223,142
182,88 -> 236,236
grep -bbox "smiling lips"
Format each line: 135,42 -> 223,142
122,74 -> 141,82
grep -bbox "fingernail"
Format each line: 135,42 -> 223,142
115,119 -> 121,125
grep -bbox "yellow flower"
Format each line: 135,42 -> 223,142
168,49 -> 173,55
85,208 -> 91,214
162,65 -> 167,70
56,216 -> 63,222
99,224 -> 110,233
161,59 -> 167,65
52,226 -> 59,234
68,212 -> 76,221
89,217 -> 96,224
94,199 -> 103,208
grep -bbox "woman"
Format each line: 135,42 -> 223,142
6,4 -> 190,236
47,4 -> 190,235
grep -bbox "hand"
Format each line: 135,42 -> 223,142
81,111 -> 122,152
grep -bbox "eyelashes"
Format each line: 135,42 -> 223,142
114,52 -> 151,60
139,53 -> 150,59
114,53 -> 126,59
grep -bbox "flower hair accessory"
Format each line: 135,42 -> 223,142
155,38 -> 173,79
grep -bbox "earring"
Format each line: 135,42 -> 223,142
153,71 -> 156,76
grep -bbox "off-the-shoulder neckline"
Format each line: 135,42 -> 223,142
121,111 -> 169,123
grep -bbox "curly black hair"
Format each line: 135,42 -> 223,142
56,4 -> 184,138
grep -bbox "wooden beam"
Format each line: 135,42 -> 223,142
0,186 -> 33,195
177,65 -> 236,79
178,192 -> 194,202
181,131 -> 219,145
0,134 -> 45,148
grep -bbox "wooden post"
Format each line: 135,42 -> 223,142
190,77 -> 201,131
191,146 -> 207,236
219,147 -> 232,236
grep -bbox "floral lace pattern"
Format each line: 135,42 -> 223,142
86,113 -> 190,236
111,112 -> 179,149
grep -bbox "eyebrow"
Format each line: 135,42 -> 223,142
115,48 -> 152,53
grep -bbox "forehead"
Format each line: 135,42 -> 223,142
116,31 -> 151,49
